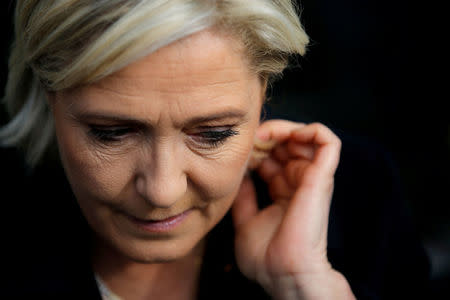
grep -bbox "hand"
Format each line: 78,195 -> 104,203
232,120 -> 355,299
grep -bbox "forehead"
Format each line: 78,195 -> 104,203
96,30 -> 250,94
61,29 -> 261,123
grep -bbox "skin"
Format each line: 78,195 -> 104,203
49,29 -> 355,299
233,121 -> 356,299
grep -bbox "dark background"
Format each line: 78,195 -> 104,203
1,0 -> 448,298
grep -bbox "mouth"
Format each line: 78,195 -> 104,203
126,209 -> 192,233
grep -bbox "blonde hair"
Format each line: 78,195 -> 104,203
0,0 -> 309,167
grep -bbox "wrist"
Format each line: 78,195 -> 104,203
267,269 -> 356,300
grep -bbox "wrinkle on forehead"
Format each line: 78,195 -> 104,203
94,73 -> 243,96
90,29 -> 253,95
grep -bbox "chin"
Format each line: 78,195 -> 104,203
114,234 -> 204,264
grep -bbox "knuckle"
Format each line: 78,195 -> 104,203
309,122 -> 330,134
334,136 -> 342,148
309,122 -> 325,129
308,122 -> 340,143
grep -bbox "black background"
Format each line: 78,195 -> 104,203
1,0 -> 448,298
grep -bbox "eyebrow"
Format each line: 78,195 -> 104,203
72,109 -> 248,127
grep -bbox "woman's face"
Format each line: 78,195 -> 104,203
50,30 -> 264,263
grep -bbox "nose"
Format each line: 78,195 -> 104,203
135,142 -> 187,208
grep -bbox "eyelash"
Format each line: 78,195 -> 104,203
89,126 -> 133,142
88,126 -> 239,148
191,127 -> 239,148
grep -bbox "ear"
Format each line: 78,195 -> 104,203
248,77 -> 270,170
259,77 -> 268,105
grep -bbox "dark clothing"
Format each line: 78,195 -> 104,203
2,131 -> 430,299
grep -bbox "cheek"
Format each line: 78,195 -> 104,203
190,132 -> 255,200
55,123 -> 136,205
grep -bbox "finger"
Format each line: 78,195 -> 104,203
291,123 -> 341,176
290,123 -> 339,146
286,140 -> 315,161
314,142 -> 341,177
285,159 -> 311,188
257,156 -> 282,183
287,166 -> 334,227
231,176 -> 259,229
256,119 -> 305,143
272,140 -> 315,164
269,124 -> 340,254
268,173 -> 295,202
254,120 -> 306,166
272,143 -> 290,164
284,125 -> 338,222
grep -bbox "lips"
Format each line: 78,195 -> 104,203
126,209 -> 192,233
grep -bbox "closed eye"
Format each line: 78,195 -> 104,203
88,126 -> 134,142
87,125 -> 239,147
190,127 -> 239,148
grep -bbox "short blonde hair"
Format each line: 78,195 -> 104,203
0,0 -> 309,167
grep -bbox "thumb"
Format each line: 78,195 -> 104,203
231,175 -> 258,229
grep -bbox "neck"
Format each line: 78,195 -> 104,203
92,238 -> 205,300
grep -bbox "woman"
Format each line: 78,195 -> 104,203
0,0 -> 429,299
